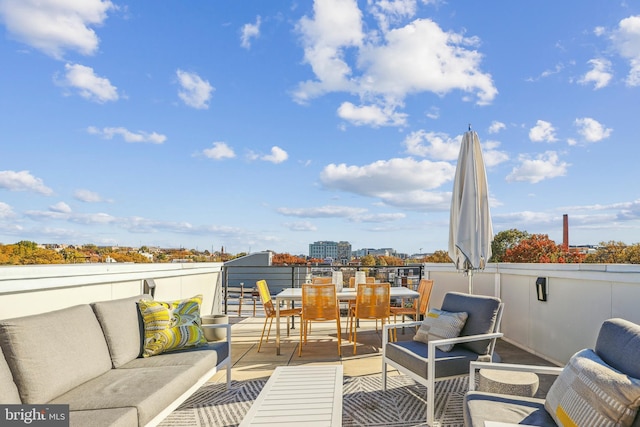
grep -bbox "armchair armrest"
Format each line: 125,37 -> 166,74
382,321 -> 422,345
468,360 -> 563,391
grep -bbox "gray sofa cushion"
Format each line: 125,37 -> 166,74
50,365 -> 209,426
120,341 -> 228,371
0,345 -> 21,404
386,340 -> 486,379
595,318 -> 640,379
441,292 -> 501,355
91,294 -> 148,368
69,407 -> 138,427
464,391 -> 557,427
0,304 -> 112,403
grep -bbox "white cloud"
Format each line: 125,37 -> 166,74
283,221 -> 318,231
488,121 -> 506,134
529,120 -> 558,143
60,63 -> 118,103
0,170 -> 53,195
293,0 -> 364,102
611,15 -> 640,86
277,205 -> 367,218
368,0 -> 418,33
74,189 -> 106,203
578,58 -> 613,89
403,130 -> 460,161
87,126 -> 166,144
202,142 -> 236,160
0,0 -> 114,59
50,202 -> 71,213
320,157 -> 456,202
261,146 -> 288,164
574,117 -> 612,143
349,212 -> 406,223
240,16 -> 261,49
506,151 -> 569,184
481,140 -> 510,168
0,202 -> 15,219
337,102 -> 407,127
293,0 -> 496,122
176,70 -> 214,109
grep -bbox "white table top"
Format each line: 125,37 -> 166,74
275,286 -> 419,301
240,365 -> 343,427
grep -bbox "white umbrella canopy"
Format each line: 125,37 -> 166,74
448,129 -> 493,294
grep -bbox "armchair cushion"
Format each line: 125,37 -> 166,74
595,318 -> 640,380
413,308 -> 468,351
385,340 -> 490,379
465,391 -> 557,427
441,292 -> 501,355
545,348 -> 640,427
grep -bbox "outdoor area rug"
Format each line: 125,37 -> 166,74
160,374 -> 468,427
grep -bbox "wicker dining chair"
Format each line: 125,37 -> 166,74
389,279 -> 434,341
299,283 -> 342,357
348,282 -> 391,355
255,279 -> 301,352
311,277 -> 332,284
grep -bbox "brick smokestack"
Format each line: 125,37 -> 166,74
562,214 -> 569,251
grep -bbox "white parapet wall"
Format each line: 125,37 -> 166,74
422,262 -> 640,366
0,262 -> 224,320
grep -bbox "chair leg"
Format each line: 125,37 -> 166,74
352,317 -> 358,355
336,318 -> 342,357
298,317 -> 304,357
258,316 -> 272,352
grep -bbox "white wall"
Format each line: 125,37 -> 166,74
423,263 -> 640,365
0,263 -> 223,320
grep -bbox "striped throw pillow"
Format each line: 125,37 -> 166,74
413,308 -> 468,352
138,295 -> 208,357
545,348 -> 640,427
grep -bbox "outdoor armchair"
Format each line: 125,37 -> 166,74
464,318 -> 640,427
382,291 -> 504,426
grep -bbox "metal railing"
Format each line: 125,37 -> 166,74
221,264 -> 424,315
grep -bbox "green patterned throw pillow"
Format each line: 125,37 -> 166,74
138,295 -> 208,357
545,348 -> 640,427
413,308 -> 468,352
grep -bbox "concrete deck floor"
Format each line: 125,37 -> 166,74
210,309 -> 558,398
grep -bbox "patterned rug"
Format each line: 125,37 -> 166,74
160,375 -> 468,427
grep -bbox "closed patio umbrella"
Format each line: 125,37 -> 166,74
448,128 -> 493,294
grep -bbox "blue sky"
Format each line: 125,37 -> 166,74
1,1 -> 639,256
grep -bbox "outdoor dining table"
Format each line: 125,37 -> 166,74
274,286 -> 420,355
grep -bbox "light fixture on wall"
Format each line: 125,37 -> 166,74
536,277 -> 547,302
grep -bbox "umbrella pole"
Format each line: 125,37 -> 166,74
468,270 -> 473,294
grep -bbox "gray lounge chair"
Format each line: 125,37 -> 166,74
464,318 -> 640,427
382,291 -> 504,426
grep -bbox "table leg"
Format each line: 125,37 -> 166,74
276,298 -> 281,355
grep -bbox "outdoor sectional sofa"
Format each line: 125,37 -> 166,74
0,294 -> 231,427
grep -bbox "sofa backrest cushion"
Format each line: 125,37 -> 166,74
0,304 -> 112,403
595,318 -> 640,380
441,292 -> 501,355
0,345 -> 21,404
92,294 -> 149,368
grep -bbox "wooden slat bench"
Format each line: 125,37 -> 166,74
240,365 -> 343,426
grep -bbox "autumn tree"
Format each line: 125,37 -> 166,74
491,229 -> 530,262
272,252 -> 307,265
584,241 -> 640,264
360,254 -> 376,266
423,250 -> 451,263
503,234 -> 585,263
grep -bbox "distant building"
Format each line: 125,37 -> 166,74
309,241 -> 352,265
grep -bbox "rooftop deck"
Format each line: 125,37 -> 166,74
208,308 -> 558,399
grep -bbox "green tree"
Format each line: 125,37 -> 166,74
491,229 -> 530,262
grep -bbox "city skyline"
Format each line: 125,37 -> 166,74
1,1 -> 640,255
